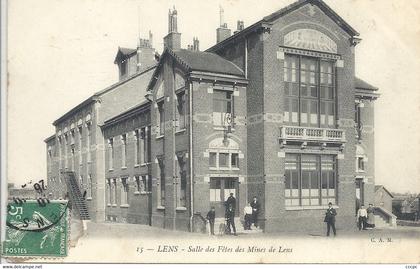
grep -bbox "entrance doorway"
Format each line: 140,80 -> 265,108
209,177 -> 239,218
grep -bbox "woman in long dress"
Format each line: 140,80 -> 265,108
367,203 -> 375,228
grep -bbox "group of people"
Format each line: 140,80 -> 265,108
206,193 -> 260,236
324,202 -> 377,237
356,203 -> 376,230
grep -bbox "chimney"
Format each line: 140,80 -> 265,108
216,6 -> 231,43
234,20 -> 244,34
193,37 -> 200,51
137,30 -> 157,72
164,7 -> 181,51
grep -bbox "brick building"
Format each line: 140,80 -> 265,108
45,0 -> 380,232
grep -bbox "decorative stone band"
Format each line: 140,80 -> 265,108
278,46 -> 341,60
337,118 -> 356,128
247,113 -> 284,125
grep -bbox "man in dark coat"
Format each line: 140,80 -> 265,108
324,202 -> 337,236
226,193 -> 236,210
225,204 -> 237,236
206,207 -> 216,235
250,196 -> 260,228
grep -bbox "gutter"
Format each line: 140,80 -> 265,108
188,81 -> 194,232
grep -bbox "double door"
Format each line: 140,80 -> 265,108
209,177 -> 239,217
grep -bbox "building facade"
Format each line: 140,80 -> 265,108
45,0 -> 380,232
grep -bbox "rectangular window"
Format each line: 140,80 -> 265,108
158,157 -> 165,206
121,178 -> 129,205
134,130 -> 140,165
177,153 -> 187,207
213,90 -> 233,126
121,134 -> 127,168
176,91 -> 186,130
86,124 -> 91,162
219,153 -> 229,168
146,127 -> 151,162
357,157 -> 365,171
143,175 -> 151,192
108,138 -> 114,170
355,103 -> 362,140
284,55 -> 336,128
112,179 -> 117,205
141,127 -> 147,163
231,153 -> 239,168
87,174 -> 92,198
209,152 -> 217,168
285,154 -> 337,206
120,61 -> 127,77
209,152 -> 241,170
106,179 -> 111,205
157,101 -> 165,136
78,127 -> 83,165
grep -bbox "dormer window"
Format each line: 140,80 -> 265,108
120,61 -> 127,77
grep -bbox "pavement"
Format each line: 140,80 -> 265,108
59,220 -> 420,263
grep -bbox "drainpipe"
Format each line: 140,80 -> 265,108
188,81 -> 194,232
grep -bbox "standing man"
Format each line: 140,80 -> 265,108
324,202 -> 337,236
226,193 -> 236,210
206,206 -> 216,235
250,196 -> 260,228
357,204 -> 368,230
225,204 -> 237,236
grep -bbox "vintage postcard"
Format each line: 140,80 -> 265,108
1,0 -> 419,265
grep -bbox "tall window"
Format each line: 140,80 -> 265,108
121,134 -> 127,168
177,153 -> 187,207
158,157 -> 165,206
120,61 -> 127,77
106,179 -> 111,205
134,130 -> 140,165
213,90 -> 233,126
64,134 -> 68,169
113,179 -> 118,205
157,100 -> 165,136
355,103 -> 362,140
86,123 -> 91,162
285,154 -> 337,206
71,147 -> 75,171
146,127 -> 151,162
284,55 -> 336,128
78,126 -> 83,165
108,138 -> 114,170
135,175 -> 151,193
176,91 -> 186,130
87,174 -> 92,198
141,127 -> 147,163
121,178 -> 129,205
357,157 -> 365,172
79,175 -> 84,189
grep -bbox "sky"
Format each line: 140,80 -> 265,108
6,0 -> 420,193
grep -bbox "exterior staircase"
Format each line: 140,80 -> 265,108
373,206 -> 397,228
62,171 -> 90,221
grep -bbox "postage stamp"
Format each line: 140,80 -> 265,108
2,200 -> 69,258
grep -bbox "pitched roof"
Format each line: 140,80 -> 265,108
207,0 -> 359,53
375,185 -> 394,198
102,100 -> 151,128
114,47 -> 137,64
171,49 -> 244,76
355,77 -> 378,91
53,65 -> 156,126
